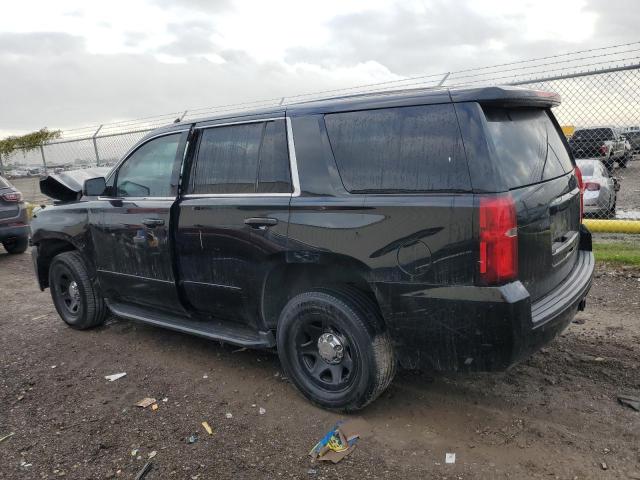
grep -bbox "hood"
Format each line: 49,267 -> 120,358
39,167 -> 111,203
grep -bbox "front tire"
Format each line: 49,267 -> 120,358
49,251 -> 106,330
3,237 -> 28,254
276,288 -> 396,411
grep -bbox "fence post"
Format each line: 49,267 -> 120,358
437,72 -> 450,86
0,153 -> 4,177
92,124 -> 103,167
39,144 -> 48,174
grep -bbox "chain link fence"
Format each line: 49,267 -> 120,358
2,44 -> 640,229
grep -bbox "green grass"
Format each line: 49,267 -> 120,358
593,241 -> 640,266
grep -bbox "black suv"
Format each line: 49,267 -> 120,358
31,86 -> 594,411
0,176 -> 29,254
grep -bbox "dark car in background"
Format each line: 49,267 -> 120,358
568,127 -> 627,169
30,86 -> 594,411
624,129 -> 640,154
0,176 -> 29,254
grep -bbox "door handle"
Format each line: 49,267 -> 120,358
142,218 -> 165,228
244,217 -> 278,229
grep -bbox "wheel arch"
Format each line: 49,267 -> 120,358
33,234 -> 94,290
260,252 -> 386,332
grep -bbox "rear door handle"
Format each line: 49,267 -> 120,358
142,218 -> 165,228
244,217 -> 278,229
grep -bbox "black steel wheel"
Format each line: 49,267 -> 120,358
277,288 -> 395,411
49,251 -> 106,330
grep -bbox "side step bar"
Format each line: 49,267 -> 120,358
106,300 -> 276,348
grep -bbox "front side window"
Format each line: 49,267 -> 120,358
190,120 -> 291,194
116,133 -> 183,197
324,104 -> 470,193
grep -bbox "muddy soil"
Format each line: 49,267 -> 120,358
1,251 -> 639,479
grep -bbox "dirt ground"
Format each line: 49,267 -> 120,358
1,251 -> 639,480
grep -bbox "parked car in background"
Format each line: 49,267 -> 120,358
623,129 -> 640,154
568,127 -> 627,169
576,159 -> 619,218
30,86 -> 594,411
0,176 -> 29,254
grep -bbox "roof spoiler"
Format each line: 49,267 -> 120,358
449,86 -> 561,108
39,167 -> 110,203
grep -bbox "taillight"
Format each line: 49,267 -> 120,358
574,166 -> 584,222
1,191 -> 22,202
584,182 -> 600,191
478,195 -> 518,285
599,145 -> 607,156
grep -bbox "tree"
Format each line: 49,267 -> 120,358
0,128 -> 62,176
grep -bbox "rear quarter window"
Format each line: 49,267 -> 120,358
483,107 -> 574,189
324,104 -> 471,193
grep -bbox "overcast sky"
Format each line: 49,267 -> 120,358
0,0 -> 637,137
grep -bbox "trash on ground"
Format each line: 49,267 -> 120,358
618,394 -> 640,412
309,419 -> 370,464
162,398 -> 168,403
151,404 -> 159,411
445,453 -> 456,464
134,461 -> 153,480
601,462 -> 608,470
131,449 -> 139,456
31,314 -> 47,321
225,413 -> 233,419
202,421 -> 213,435
148,450 -> 157,459
187,434 -> 198,444
259,407 -> 266,415
104,372 -> 127,382
135,398 -> 156,408
20,460 -> 32,468
0,432 -> 15,444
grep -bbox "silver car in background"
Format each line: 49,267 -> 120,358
576,159 -> 619,218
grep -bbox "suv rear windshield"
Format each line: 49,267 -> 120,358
324,104 -> 470,193
483,107 -> 574,190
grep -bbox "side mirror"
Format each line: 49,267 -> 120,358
83,177 -> 107,196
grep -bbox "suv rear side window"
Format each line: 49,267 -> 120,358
190,120 -> 291,194
324,104 -> 470,193
483,107 -> 573,189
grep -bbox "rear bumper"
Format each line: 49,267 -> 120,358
0,223 -> 29,242
378,248 -> 595,371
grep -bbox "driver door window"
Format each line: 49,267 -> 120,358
115,133 -> 185,197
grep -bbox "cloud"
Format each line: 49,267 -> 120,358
160,20 -> 218,57
151,0 -> 231,13
0,32 -> 85,56
0,31 -> 398,133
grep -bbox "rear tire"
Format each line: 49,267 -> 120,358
276,288 -> 396,411
49,251 -> 106,330
3,236 -> 28,254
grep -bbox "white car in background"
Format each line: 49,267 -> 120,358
576,159 -> 619,218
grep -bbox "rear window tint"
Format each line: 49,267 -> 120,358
483,108 -> 574,189
190,120 -> 291,195
324,104 -> 470,193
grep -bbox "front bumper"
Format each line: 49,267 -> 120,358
378,248 -> 595,371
